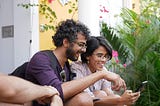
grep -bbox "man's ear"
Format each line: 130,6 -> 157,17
63,38 -> 69,48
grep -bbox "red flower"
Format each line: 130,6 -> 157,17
123,64 -> 127,68
99,16 -> 103,18
100,9 -> 103,12
103,6 -> 109,13
48,0 -> 54,3
99,5 -> 109,13
112,50 -> 118,57
146,20 -> 150,24
116,59 -> 119,63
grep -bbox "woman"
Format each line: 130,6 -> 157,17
71,36 -> 140,106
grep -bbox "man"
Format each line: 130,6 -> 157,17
0,73 -> 63,106
26,19 -> 126,106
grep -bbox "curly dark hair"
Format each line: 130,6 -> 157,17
52,19 -> 90,47
81,36 -> 113,63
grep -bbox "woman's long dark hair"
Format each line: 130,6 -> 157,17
81,36 -> 112,63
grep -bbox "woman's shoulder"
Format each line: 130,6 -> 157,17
71,61 -> 83,68
71,61 -> 83,66
70,61 -> 87,71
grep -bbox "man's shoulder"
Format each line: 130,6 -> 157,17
28,50 -> 54,68
35,50 -> 52,55
31,50 -> 55,60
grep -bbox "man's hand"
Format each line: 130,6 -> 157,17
50,95 -> 63,106
102,71 -> 126,91
37,86 -> 59,105
45,86 -> 59,96
111,77 -> 126,91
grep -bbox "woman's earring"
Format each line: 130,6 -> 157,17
86,57 -> 89,63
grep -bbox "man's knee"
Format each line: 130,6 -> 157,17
65,92 -> 93,106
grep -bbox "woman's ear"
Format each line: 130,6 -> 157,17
63,38 -> 69,48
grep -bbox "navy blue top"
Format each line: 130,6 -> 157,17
25,51 -> 70,106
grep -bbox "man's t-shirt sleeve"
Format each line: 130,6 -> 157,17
26,52 -> 64,100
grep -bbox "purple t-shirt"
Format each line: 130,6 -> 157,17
25,51 -> 70,106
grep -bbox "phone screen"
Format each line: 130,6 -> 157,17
135,81 -> 148,92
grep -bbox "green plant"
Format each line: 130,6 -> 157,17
101,23 -> 129,64
105,50 -> 127,74
140,0 -> 160,18
101,6 -> 160,106
18,0 -> 78,31
67,0 -> 78,18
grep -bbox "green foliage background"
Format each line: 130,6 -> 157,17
101,0 -> 160,105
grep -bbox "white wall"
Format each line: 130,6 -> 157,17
0,0 -> 14,73
0,0 -> 39,74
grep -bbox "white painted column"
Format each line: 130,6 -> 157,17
13,0 -> 39,69
13,0 -> 31,68
30,0 -> 39,57
123,0 -> 132,9
78,0 -> 100,36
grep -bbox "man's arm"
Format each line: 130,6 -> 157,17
0,74 -> 59,104
62,70 -> 103,100
62,70 -> 125,100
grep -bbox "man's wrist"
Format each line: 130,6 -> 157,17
96,71 -> 106,79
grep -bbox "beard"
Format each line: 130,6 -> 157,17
66,46 -> 79,61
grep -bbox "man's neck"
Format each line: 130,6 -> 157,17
53,48 -> 67,68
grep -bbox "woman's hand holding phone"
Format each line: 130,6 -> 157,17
135,81 -> 148,92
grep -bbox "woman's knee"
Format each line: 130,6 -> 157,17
76,92 -> 93,106
93,90 -> 107,98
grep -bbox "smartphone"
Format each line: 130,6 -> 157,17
135,81 -> 148,92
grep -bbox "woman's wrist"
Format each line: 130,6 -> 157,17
117,96 -> 124,105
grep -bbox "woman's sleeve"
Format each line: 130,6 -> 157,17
70,61 -> 85,80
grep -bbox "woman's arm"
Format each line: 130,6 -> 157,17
94,90 -> 140,105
